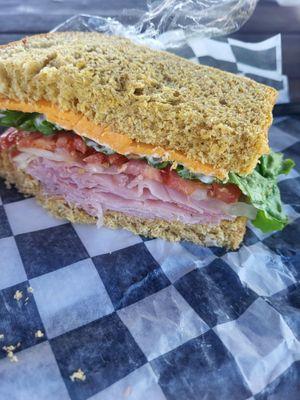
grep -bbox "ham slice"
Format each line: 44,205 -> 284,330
19,156 -> 234,225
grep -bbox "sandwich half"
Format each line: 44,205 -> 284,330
0,32 -> 294,248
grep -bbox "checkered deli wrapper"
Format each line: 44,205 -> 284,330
0,9 -> 299,400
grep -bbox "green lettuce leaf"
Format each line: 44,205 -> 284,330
0,110 -> 59,136
229,151 -> 295,233
176,165 -> 199,179
258,151 -> 295,178
146,158 -> 170,169
175,164 -> 212,181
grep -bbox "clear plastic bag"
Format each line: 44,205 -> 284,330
53,0 -> 259,49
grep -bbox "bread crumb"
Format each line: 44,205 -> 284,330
14,290 -> 23,301
27,286 -> 34,293
0,334 -> 4,340
70,369 -> 86,382
2,343 -> 21,363
35,330 -> 44,338
6,351 -> 18,363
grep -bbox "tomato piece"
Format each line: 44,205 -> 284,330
73,136 -> 88,154
208,183 -> 241,204
18,132 -> 56,151
107,153 -> 128,166
83,152 -> 109,165
0,128 -> 27,150
56,132 -> 75,150
56,133 -> 90,157
163,169 -> 207,195
56,132 -> 86,158
10,148 -> 21,158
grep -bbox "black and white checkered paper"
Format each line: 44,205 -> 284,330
0,17 -> 299,400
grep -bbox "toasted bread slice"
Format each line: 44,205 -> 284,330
0,32 -> 276,178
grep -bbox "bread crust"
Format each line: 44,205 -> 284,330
0,32 -> 276,176
0,150 -> 246,249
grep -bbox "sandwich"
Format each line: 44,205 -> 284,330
0,32 -> 294,249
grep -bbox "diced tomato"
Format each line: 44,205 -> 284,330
73,136 -> 88,154
163,169 -> 207,196
208,183 -> 241,204
107,153 -> 128,166
83,152 -> 109,165
0,128 -> 28,150
56,132 -> 76,151
10,148 -> 21,158
18,132 -> 56,151
56,132 -> 89,158
83,152 -> 128,167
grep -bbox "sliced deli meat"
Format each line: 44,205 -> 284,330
1,128 -> 252,226
23,158 -> 234,225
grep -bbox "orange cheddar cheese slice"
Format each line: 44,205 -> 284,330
0,98 -> 227,179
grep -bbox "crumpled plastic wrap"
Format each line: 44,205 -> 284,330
0,8 -> 299,400
53,0 -> 259,49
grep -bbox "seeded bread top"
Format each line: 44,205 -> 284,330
0,32 -> 277,175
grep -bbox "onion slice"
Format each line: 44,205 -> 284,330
228,202 -> 257,219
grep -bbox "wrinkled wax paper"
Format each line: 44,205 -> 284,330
0,8 -> 299,400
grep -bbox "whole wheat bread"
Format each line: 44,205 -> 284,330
0,32 -> 277,176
